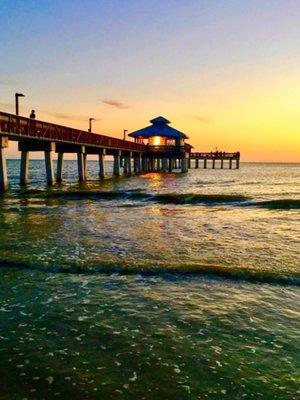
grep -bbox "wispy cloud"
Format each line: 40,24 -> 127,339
0,104 -> 102,123
194,115 -> 210,124
42,111 -> 101,122
101,99 -> 129,109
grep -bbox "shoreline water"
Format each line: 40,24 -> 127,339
0,162 -> 299,399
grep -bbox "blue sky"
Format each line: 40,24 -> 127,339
1,0 -> 299,160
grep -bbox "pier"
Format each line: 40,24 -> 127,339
190,152 -> 240,169
0,111 -> 240,191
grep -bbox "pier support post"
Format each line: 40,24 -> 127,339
133,157 -> 138,173
204,159 -> 207,169
45,149 -> 55,185
134,154 -> 142,173
56,153 -> 64,182
126,152 -> 132,174
149,158 -> 154,172
157,159 -> 161,171
162,158 -> 168,172
0,137 -> 8,191
142,157 -> 147,172
181,157 -> 188,173
113,151 -> 121,176
229,159 -> 232,169
236,159 -> 240,169
83,154 -> 88,180
123,156 -> 128,174
138,155 -> 143,172
99,149 -> 106,179
221,159 -> 224,169
77,148 -> 86,182
212,159 -> 215,169
20,150 -> 29,186
195,159 -> 199,169
123,153 -> 132,174
168,158 -> 173,173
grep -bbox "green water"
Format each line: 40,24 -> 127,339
0,161 -> 299,399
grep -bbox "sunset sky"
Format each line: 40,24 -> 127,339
0,0 -> 299,161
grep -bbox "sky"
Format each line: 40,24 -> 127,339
0,0 -> 299,161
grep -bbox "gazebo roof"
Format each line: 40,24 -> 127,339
128,116 -> 188,139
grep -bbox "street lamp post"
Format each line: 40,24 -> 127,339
123,129 -> 128,141
15,93 -> 25,116
88,118 -> 95,132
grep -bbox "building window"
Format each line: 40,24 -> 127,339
149,136 -> 166,146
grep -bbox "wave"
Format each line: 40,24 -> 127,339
6,189 -> 300,209
250,199 -> 300,210
35,190 -> 249,205
0,259 -> 299,287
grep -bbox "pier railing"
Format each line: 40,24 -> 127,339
0,111 -> 146,152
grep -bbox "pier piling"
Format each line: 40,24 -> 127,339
45,150 -> 55,185
98,150 -> 106,179
77,151 -> 86,182
20,150 -> 29,185
0,137 -> 8,191
56,153 -> 64,182
113,151 -> 121,176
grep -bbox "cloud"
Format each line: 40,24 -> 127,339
101,99 -> 129,109
194,115 -> 210,124
0,104 -> 102,123
42,111 -> 101,122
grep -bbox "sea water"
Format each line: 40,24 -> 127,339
0,161 -> 299,399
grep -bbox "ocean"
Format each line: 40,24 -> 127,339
0,160 -> 299,399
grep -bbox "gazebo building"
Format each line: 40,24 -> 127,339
128,116 -> 192,172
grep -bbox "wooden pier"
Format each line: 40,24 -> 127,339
0,111 -> 240,191
190,152 -> 240,169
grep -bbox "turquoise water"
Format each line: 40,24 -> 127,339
0,161 -> 299,399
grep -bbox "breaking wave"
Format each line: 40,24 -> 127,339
17,189 -> 300,210
0,259 -> 299,287
250,199 -> 300,210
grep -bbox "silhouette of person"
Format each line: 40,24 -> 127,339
30,110 -> 36,119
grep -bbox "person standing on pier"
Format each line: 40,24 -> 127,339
29,110 -> 36,119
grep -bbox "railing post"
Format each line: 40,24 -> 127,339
0,137 -> 8,191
